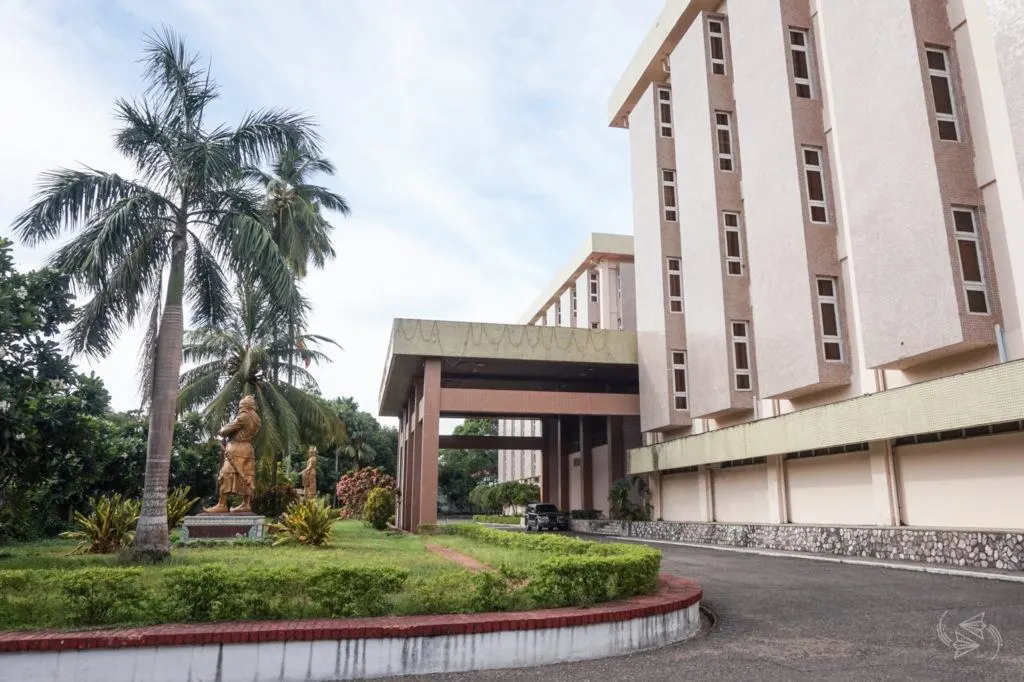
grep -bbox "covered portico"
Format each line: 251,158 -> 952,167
379,319 -> 641,531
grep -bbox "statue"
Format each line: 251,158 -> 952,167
300,446 -> 318,499
204,395 -> 261,513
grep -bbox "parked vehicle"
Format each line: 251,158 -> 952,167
523,503 -> 569,531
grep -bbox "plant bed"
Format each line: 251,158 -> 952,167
472,514 -> 522,525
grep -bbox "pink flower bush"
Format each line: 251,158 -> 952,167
335,467 -> 398,518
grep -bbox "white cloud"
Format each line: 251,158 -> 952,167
1,0 -> 660,428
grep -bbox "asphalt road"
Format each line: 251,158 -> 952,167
401,539 -> 1024,681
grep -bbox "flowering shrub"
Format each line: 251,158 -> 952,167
335,467 -> 398,518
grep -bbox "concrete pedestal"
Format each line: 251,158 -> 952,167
181,513 -> 265,542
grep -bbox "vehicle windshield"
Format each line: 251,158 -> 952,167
535,504 -> 558,513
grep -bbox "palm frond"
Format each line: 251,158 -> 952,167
231,109 -> 321,167
185,232 -> 230,329
137,280 -> 163,407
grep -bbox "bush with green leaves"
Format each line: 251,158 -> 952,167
308,565 -> 408,617
608,476 -> 653,521
166,486 -> 201,528
467,481 -> 539,514
59,493 -> 140,554
362,487 -> 396,531
267,496 -> 338,546
569,509 -> 603,520
253,483 -> 301,518
471,514 -> 522,525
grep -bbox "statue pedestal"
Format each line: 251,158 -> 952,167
181,513 -> 265,542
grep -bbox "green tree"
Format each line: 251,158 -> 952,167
11,31 -> 321,557
318,398 -> 398,478
438,418 -> 498,513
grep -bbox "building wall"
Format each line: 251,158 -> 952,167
569,453 -> 583,510
785,452 -> 874,525
591,444 -> 611,514
711,464 -> 768,522
660,472 -> 701,522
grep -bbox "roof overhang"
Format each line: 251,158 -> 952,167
379,319 -> 639,417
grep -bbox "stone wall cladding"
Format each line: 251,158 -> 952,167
570,520 -> 1024,571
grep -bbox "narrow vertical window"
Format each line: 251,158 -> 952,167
591,322 -> 599,329
657,87 -> 673,138
927,48 -> 960,142
570,286 -> 577,323
671,351 -> 688,410
723,212 -> 743,276
707,17 -> 727,76
662,169 -> 678,221
801,146 -> 828,223
816,277 -> 843,361
555,300 -> 562,325
589,269 -> 599,302
615,266 -> 623,330
667,257 -> 683,313
952,208 -> 989,314
715,113 -> 734,172
789,29 -> 813,99
731,321 -> 752,390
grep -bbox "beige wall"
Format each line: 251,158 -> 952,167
620,262 -> 638,331
569,453 -> 583,510
712,464 -> 769,522
660,471 -> 702,522
591,444 -> 611,514
895,432 -> 1024,530
785,452 -> 875,525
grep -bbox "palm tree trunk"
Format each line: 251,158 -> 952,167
134,234 -> 187,558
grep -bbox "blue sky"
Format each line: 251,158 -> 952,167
1,0 -> 660,425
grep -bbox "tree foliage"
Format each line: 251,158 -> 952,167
468,481 -> 540,515
335,467 -> 397,519
438,418 -> 498,513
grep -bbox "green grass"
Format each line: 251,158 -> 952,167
471,514 -> 522,525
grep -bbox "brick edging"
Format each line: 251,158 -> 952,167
0,575 -> 701,653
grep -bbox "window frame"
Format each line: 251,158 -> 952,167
657,87 -> 673,138
707,16 -> 728,76
671,350 -> 688,411
569,286 -> 577,323
589,269 -> 599,303
715,112 -> 734,172
951,207 -> 990,315
723,211 -> 743,276
667,257 -> 683,313
555,300 -> 562,326
661,169 -> 678,221
789,28 -> 814,99
926,47 -> 960,142
815,277 -> 844,362
731,321 -> 752,391
801,146 -> 829,224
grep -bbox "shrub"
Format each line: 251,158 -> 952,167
471,567 -> 530,612
608,476 -> 653,521
268,497 -> 338,546
570,509 -> 603,520
253,483 -> 300,518
472,514 -> 521,525
166,486 -> 201,528
59,493 -> 140,553
467,481 -> 539,514
335,467 -> 398,518
401,572 -> 475,614
0,571 -> 50,630
362,487 -> 396,530
57,568 -> 146,626
308,565 -> 409,617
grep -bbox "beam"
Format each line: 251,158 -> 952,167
438,435 -> 545,451
440,388 -> 640,417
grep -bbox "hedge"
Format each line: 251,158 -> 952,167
0,564 -> 409,630
569,509 -> 603,520
446,524 -> 661,607
471,514 -> 522,525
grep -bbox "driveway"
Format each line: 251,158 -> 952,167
402,539 -> 1024,681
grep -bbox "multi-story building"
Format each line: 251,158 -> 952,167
610,0 -> 1024,540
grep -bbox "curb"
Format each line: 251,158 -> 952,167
604,535 -> 1024,584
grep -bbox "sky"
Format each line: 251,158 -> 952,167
0,0 -> 661,430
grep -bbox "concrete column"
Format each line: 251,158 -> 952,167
409,381 -> 423,531
765,455 -> 788,524
540,417 -> 558,502
417,359 -> 442,529
868,440 -> 900,526
697,466 -> 714,522
395,410 -> 405,529
608,416 -> 625,482
649,471 -> 663,520
579,417 -> 593,509
557,417 -> 571,510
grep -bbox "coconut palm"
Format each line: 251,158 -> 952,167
10,29 -> 319,557
177,281 -> 345,469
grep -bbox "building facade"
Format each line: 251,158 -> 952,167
606,0 -> 1024,541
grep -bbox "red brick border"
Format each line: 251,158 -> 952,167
0,575 -> 701,654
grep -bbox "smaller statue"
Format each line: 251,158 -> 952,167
300,446 -> 318,499
205,395 -> 261,513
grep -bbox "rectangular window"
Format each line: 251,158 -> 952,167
723,212 -> 743,276
789,29 -> 814,99
570,286 -> 577,322
591,321 -> 599,329
661,169 -> 678,221
707,17 -> 727,76
671,350 -> 688,410
555,300 -> 562,326
801,146 -> 828,223
657,87 -> 673,138
615,267 -> 623,330
667,257 -> 683,313
927,48 -> 959,142
952,208 -> 989,314
715,112 -> 734,172
816,277 -> 843,361
589,269 -> 599,302
731,321 -> 752,391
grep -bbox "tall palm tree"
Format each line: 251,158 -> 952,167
10,29 -> 318,557
177,281 -> 345,469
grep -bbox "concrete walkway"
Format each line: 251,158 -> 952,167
401,539 -> 1024,681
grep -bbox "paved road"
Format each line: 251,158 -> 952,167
403,540 -> 1024,681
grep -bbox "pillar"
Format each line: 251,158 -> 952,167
580,417 -> 593,510
417,359 -> 441,529
557,417 -> 571,510
540,417 -> 559,502
409,382 -> 422,531
697,466 -> 714,522
608,416 -> 625,482
395,409 -> 406,529
868,440 -> 900,526
765,455 -> 788,524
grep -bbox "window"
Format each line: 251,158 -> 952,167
589,269 -> 599,302
661,169 -> 678,221
801,146 -> 828,223
952,208 -> 989,314
667,257 -> 683,313
723,212 -> 743,275
591,321 -> 599,329
657,87 -> 673,138
570,286 -> 577,322
707,17 -> 727,76
816,277 -> 843,361
555,300 -> 562,325
615,267 -> 623,330
789,29 -> 814,99
927,48 -> 959,142
671,351 -> 688,410
731,321 -> 751,390
715,112 -> 734,172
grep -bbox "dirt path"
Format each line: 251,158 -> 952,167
425,544 -> 491,573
